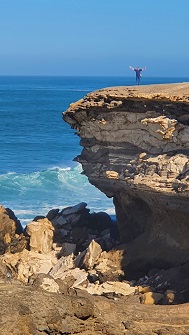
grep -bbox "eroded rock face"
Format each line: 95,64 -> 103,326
0,205 -> 26,254
26,218 -> 54,253
63,83 -> 189,274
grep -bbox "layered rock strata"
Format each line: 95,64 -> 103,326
63,83 -> 189,274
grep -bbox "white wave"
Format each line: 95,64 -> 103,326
48,166 -> 71,171
14,209 -> 34,215
105,207 -> 116,215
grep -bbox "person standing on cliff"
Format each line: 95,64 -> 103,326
129,66 -> 147,85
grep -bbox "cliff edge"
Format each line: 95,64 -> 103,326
63,83 -> 189,275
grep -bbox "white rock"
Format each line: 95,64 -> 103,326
40,277 -> 59,293
54,268 -> 88,287
82,240 -> 102,270
77,281 -> 136,296
49,254 -> 75,277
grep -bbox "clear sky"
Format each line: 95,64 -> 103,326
1,0 -> 189,77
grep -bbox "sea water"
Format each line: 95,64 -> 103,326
0,76 -> 188,226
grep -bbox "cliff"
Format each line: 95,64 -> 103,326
63,83 -> 189,275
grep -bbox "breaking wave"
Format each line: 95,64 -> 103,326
0,164 -> 114,226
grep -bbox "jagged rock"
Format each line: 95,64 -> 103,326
26,218 -> 54,253
56,268 -> 88,287
61,202 -> 87,216
63,83 -> 189,274
59,242 -> 76,257
49,253 -> 75,278
0,205 -> 26,254
9,234 -> 27,253
74,249 -> 87,267
52,215 -> 67,226
46,208 -> 59,220
94,249 -> 125,283
2,249 -> 57,283
81,240 -> 102,270
40,276 -> 60,293
5,207 -> 23,235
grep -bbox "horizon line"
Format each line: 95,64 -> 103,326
0,75 -> 189,78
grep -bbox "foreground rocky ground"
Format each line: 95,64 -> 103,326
1,279 -> 189,335
0,202 -> 189,334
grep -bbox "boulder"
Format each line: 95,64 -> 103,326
81,240 -> 102,270
61,202 -> 87,216
141,292 -> 164,305
0,205 -> 26,254
26,218 -> 54,253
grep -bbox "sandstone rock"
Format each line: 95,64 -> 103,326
141,291 -> 164,305
63,83 -> 189,274
2,249 -> 57,283
26,218 -> 54,253
5,207 -> 23,235
94,249 -> 124,282
49,253 -> 75,277
77,280 -> 136,296
40,276 -> 60,293
82,240 -> 102,270
0,205 -> 26,254
62,268 -> 88,287
138,285 -> 151,293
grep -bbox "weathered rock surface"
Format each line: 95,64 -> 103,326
0,205 -> 26,254
0,279 -> 189,335
0,196 -> 189,333
26,218 -> 54,253
63,83 -> 189,274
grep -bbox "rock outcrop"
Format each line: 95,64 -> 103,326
0,205 -> 26,254
63,83 -> 189,275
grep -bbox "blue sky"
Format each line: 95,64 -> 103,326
0,0 -> 188,76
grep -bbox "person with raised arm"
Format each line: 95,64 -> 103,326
129,66 -> 147,85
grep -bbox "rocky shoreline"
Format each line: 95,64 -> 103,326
1,82 -> 189,334
0,201 -> 189,334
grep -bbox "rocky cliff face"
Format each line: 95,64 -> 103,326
63,83 -> 189,275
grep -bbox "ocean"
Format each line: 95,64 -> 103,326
1,76 -> 189,226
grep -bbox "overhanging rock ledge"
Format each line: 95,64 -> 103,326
63,83 -> 189,274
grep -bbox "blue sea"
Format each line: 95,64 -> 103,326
1,76 -> 188,226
